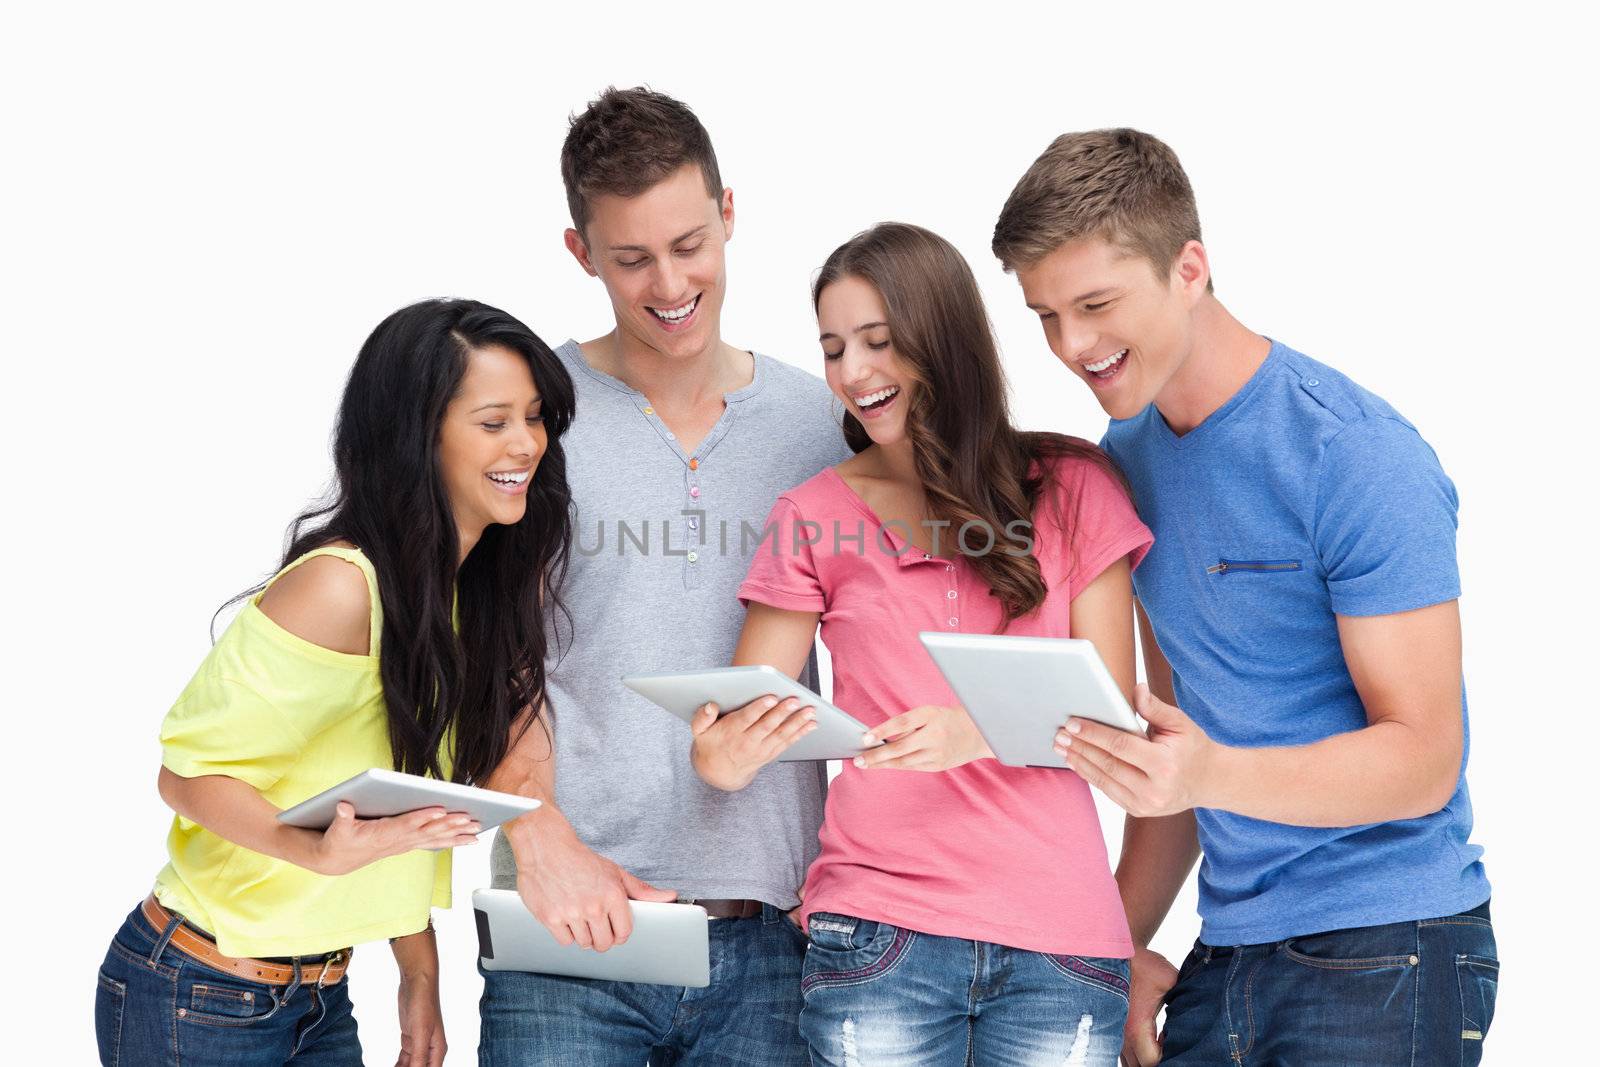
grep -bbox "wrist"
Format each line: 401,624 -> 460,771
1194,739 -> 1238,810
507,806 -> 578,869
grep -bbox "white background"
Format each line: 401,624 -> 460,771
5,3 -> 1595,1063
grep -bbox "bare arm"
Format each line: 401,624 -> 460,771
390,925 -> 446,1067
1062,600 -> 1465,828
158,555 -> 477,876
484,703 -> 675,952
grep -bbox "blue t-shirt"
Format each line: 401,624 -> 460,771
1102,340 -> 1490,945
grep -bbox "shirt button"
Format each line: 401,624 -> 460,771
1305,379 -> 1320,388
946,590 -> 957,599
948,617 -> 958,627
945,564 -> 954,573
688,517 -> 699,531
666,432 -> 676,440
689,458 -> 699,470
923,553 -> 931,561
689,486 -> 701,498
687,551 -> 699,563
643,406 -> 655,415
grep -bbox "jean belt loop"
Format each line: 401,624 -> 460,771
150,913 -> 184,963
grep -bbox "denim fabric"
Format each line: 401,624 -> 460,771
95,903 -> 361,1066
798,911 -> 1129,1066
1161,900 -> 1498,1066
477,903 -> 808,1066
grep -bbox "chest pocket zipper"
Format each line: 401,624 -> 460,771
1206,559 -> 1303,576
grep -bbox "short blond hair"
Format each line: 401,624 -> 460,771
992,128 -> 1208,289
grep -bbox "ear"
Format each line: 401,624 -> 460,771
720,187 -> 735,242
564,227 -> 598,278
1172,239 -> 1210,306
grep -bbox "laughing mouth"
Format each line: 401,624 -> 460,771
487,470 -> 529,486
649,294 -> 700,323
1084,349 -> 1127,377
854,385 -> 900,411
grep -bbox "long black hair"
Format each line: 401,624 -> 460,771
231,299 -> 575,784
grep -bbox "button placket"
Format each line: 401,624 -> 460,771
945,561 -> 959,629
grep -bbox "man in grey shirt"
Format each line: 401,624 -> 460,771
479,87 -> 848,1065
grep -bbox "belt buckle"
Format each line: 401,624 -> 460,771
316,948 -> 349,988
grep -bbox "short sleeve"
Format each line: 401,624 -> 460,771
1051,455 -> 1154,597
160,673 -> 308,791
737,495 -> 826,613
1314,417 -> 1460,616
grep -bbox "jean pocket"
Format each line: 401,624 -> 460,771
180,980 -> 281,1027
800,915 -> 914,995
1283,933 -> 1418,971
1042,954 -> 1132,1001
96,970 -> 127,1066
1456,953 -> 1499,1061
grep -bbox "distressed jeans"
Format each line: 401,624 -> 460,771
477,902 -> 808,1066
798,911 -> 1129,1066
1161,899 -> 1498,1066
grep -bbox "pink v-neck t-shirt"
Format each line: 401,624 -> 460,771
738,453 -> 1152,956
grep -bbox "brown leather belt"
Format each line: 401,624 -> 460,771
685,898 -> 763,920
142,896 -> 353,986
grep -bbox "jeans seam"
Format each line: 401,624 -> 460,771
1041,954 -> 1131,1001
97,971 -> 127,1066
1223,946 -> 1245,1061
801,926 -> 916,994
1240,951 -> 1269,1058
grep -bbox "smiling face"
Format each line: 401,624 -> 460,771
1015,235 -> 1209,420
437,343 -> 546,551
818,274 -> 917,447
564,163 -> 733,362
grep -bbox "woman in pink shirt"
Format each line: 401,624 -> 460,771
690,223 -> 1152,1066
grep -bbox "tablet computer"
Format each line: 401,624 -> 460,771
473,889 -> 710,988
919,633 -> 1141,769
621,665 -> 878,762
276,768 -> 541,831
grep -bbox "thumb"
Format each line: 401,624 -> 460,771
1134,683 -> 1186,726
334,800 -> 356,823
621,870 -> 678,903
690,702 -> 720,736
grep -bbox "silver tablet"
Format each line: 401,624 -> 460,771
621,665 -> 878,762
473,889 -> 711,988
276,768 -> 541,831
919,633 -> 1141,769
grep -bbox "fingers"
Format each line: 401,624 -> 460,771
854,733 -> 928,770
690,702 -> 720,736
862,706 -> 932,745
1060,717 -> 1154,771
1133,683 -> 1186,728
762,707 -> 818,758
620,870 -> 679,903
1062,743 -> 1144,811
750,697 -> 811,739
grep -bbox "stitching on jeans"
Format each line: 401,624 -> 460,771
1223,945 -> 1245,1060
1408,924 -> 1421,1067
1417,918 -> 1492,929
1240,951 -> 1269,1057
1283,946 -> 1417,970
1043,954 -> 1131,1000
801,926 -> 916,994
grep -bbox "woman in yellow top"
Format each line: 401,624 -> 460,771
94,299 -> 575,1067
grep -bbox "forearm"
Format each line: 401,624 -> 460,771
1114,810 -> 1200,947
479,715 -> 583,871
389,923 -> 439,980
1201,719 -> 1458,827
157,767 -> 322,868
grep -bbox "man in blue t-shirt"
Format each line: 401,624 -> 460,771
992,130 -> 1496,1066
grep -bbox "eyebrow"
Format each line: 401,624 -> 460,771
469,396 -> 541,414
818,321 -> 888,342
1026,287 -> 1116,310
608,225 -> 709,253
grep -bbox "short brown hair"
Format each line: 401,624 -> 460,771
992,128 -> 1208,289
560,86 -> 723,235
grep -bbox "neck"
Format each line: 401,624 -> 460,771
457,525 -> 482,568
872,437 -> 921,486
593,326 -> 743,408
1153,296 -> 1272,436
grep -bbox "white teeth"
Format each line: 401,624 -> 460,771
1085,349 -> 1127,374
488,471 -> 528,485
855,385 -> 900,407
650,295 -> 699,322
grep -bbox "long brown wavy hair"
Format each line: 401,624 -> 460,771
813,222 -> 1129,628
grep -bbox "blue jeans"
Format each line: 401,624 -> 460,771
1161,899 -> 1499,1066
478,902 -> 808,1066
95,903 -> 361,1067
799,911 -> 1130,1066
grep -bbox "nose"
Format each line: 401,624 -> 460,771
507,420 -> 539,462
652,258 -> 685,303
1062,315 -> 1098,362
838,344 -> 874,388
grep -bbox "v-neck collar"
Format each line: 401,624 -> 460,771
822,466 -> 952,567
